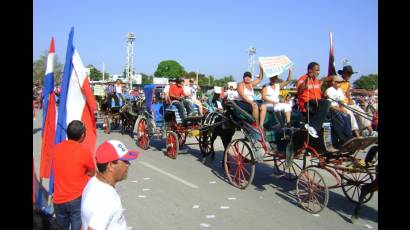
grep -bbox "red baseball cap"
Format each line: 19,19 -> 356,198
96,140 -> 140,164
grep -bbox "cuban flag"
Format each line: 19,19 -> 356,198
55,27 -> 97,153
39,37 -> 57,179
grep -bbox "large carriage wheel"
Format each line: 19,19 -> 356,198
273,147 -> 307,181
133,117 -> 150,150
103,116 -> 110,134
223,139 -> 255,189
296,167 -> 329,214
166,131 -> 179,159
341,168 -> 374,204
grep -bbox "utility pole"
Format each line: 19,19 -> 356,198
102,62 -> 105,81
196,69 -> 198,83
126,32 -> 136,89
247,46 -> 257,77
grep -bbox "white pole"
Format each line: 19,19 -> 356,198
102,62 -> 105,81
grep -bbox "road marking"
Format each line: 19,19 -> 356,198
227,197 -> 236,200
209,181 -> 216,184
140,161 -> 199,189
127,227 -> 132,230
137,195 -> 146,198
312,214 -> 320,217
206,215 -> 216,219
364,224 -> 373,229
143,177 -> 151,180
142,188 -> 151,192
192,205 -> 200,209
220,206 -> 230,209
130,180 -> 138,183
200,223 -> 210,228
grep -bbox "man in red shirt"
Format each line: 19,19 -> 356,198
169,78 -> 194,119
296,62 -> 331,138
52,120 -> 96,230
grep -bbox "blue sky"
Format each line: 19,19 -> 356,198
33,0 -> 377,83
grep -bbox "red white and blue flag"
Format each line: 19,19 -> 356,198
39,37 -> 57,179
55,27 -> 97,153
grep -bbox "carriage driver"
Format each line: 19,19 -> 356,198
169,78 -> 194,119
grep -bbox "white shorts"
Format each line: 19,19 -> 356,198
265,102 -> 291,112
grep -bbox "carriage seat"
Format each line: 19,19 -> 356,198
225,101 -> 256,123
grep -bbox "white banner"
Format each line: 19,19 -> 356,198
259,55 -> 293,78
153,77 -> 169,84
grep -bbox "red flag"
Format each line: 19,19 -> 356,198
39,92 -> 56,178
327,32 -> 337,87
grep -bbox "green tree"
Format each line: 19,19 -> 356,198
33,50 -> 63,84
353,74 -> 378,90
141,73 -> 153,84
154,60 -> 186,78
88,65 -> 103,81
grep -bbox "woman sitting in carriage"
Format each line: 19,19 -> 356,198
259,67 -> 293,129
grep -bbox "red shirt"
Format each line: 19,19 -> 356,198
52,140 -> 95,204
296,74 -> 322,112
169,84 -> 185,98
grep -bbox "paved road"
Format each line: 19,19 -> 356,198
33,112 -> 378,230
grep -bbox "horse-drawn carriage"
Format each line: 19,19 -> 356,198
133,84 -> 208,158
94,83 -> 144,134
211,98 -> 378,214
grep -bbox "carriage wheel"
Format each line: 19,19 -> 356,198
166,132 -> 179,159
177,131 -> 186,148
223,139 -> 255,189
273,154 -> 306,181
133,117 -> 150,150
296,167 -> 329,214
199,132 -> 213,163
341,168 -> 374,204
103,116 -> 110,134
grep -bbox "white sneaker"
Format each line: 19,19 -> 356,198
304,124 -> 318,138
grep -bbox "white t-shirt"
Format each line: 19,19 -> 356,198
115,85 -> 123,94
81,176 -> 127,230
264,83 -> 280,103
226,90 -> 238,100
325,87 -> 346,106
237,85 -> 254,101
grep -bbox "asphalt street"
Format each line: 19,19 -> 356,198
33,111 -> 378,230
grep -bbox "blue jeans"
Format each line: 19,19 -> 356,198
54,196 -> 82,230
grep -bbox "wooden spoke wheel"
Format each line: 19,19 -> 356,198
273,147 -> 306,181
166,131 -> 179,159
341,168 -> 374,204
133,117 -> 150,150
103,116 -> 110,134
296,167 -> 329,214
223,139 -> 255,189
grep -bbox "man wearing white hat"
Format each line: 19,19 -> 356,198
81,140 -> 140,230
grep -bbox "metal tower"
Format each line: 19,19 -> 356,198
247,46 -> 257,77
125,32 -> 136,88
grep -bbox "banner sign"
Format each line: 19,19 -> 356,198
259,55 -> 293,78
93,84 -> 105,96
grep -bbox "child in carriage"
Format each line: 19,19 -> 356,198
259,67 -> 293,129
